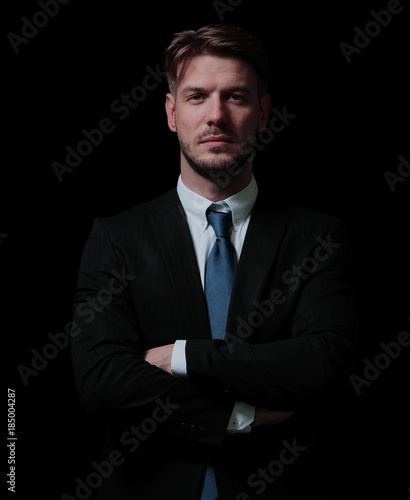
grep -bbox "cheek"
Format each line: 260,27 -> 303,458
176,111 -> 201,136
236,110 -> 260,136
176,119 -> 191,136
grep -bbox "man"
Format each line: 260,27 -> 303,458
71,23 -> 358,499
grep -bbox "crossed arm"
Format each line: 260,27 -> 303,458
143,344 -> 294,427
72,215 -> 357,442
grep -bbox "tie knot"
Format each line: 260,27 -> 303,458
206,210 -> 233,238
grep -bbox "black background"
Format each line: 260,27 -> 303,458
3,0 -> 409,499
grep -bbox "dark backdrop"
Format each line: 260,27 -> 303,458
4,1 -> 409,499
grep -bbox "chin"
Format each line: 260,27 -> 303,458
202,152 -> 235,165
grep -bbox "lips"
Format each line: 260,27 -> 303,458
200,136 -> 232,146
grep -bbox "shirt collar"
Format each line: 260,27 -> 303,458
176,175 -> 258,232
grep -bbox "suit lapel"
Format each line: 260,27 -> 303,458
227,192 -> 292,338
148,189 -> 211,340
147,188 -> 292,342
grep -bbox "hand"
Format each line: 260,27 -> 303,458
142,344 -> 174,374
251,408 -> 294,427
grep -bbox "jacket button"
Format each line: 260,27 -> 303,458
199,427 -> 208,437
180,422 -> 189,433
190,424 -> 200,436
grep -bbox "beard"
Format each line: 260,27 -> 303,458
178,129 -> 257,182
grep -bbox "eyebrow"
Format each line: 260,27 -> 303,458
180,85 -> 252,95
180,86 -> 205,95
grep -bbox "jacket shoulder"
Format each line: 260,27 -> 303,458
97,188 -> 180,228
257,188 -> 343,228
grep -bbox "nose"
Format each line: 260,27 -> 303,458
205,96 -> 227,127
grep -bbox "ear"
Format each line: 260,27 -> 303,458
258,93 -> 272,131
165,93 -> 177,132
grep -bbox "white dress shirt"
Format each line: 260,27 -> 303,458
171,175 -> 258,433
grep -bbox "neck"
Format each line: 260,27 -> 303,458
180,155 -> 254,201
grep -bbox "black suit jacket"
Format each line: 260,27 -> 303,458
71,186 -> 358,499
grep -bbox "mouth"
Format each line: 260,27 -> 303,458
200,136 -> 233,148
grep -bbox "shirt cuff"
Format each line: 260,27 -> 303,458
171,339 -> 187,377
227,401 -> 255,434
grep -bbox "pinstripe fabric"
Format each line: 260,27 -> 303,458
70,187 -> 358,500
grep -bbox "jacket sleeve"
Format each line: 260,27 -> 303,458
70,216 -> 233,447
185,217 -> 358,410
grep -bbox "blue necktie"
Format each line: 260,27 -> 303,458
200,209 -> 237,500
205,210 -> 237,340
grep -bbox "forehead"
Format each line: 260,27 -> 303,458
177,54 -> 258,92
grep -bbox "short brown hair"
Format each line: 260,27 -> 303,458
162,23 -> 270,95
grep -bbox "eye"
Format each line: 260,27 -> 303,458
228,94 -> 245,102
188,94 -> 205,102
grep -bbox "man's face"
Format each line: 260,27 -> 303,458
165,54 -> 271,180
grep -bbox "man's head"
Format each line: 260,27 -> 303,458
163,24 -> 270,97
163,24 -> 271,195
